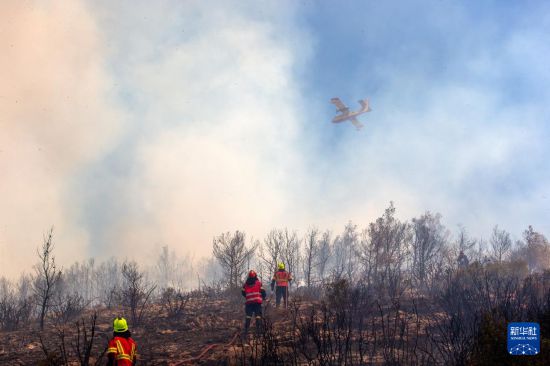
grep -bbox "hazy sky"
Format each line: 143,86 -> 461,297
2,0 -> 549,277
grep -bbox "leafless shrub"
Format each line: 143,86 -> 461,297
50,291 -> 87,325
0,277 -> 33,331
33,228 -> 62,330
72,312 -> 100,366
159,287 -> 190,319
37,313 -> 102,366
468,270 -> 550,365
421,267 -> 484,365
39,329 -> 68,366
373,298 -> 423,365
291,281 -> 425,365
256,315 -> 286,364
121,261 -> 156,327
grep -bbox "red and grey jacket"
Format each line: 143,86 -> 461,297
242,278 -> 266,304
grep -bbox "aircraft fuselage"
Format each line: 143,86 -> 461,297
332,110 -> 368,123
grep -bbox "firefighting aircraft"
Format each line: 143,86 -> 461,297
330,97 -> 372,130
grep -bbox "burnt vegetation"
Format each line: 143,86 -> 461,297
1,203 -> 549,365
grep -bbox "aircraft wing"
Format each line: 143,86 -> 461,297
350,116 -> 363,130
330,97 -> 349,113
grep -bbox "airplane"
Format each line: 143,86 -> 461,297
330,97 -> 372,130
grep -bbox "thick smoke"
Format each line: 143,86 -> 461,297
2,1 -> 549,279
1,1 -> 312,276
0,1 -> 124,276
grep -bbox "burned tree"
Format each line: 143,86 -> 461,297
73,312 -> 99,366
455,225 -> 477,259
262,229 -> 283,272
332,222 -> 359,281
424,271 -> 481,365
359,203 -> 411,297
155,245 -> 183,290
212,230 -> 256,289
490,225 -> 512,263
302,228 -> 319,288
316,230 -> 332,283
411,212 -> 448,289
121,261 -> 156,327
511,225 -> 550,273
94,258 -> 121,308
63,259 -> 96,305
50,277 -> 87,325
280,228 -> 301,283
33,227 -> 62,330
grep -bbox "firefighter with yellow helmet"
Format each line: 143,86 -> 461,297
106,317 -> 137,365
271,262 -> 292,308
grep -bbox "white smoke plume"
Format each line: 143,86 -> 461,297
1,1 -> 312,276
1,1 -> 125,277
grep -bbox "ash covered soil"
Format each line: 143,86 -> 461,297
0,295 -> 304,365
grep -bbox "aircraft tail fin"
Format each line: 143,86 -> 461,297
359,99 -> 372,112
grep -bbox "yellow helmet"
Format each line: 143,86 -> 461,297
113,317 -> 128,333
278,262 -> 285,270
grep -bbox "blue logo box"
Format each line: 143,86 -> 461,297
507,322 -> 540,355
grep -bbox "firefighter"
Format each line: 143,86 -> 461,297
106,317 -> 137,366
242,270 -> 266,337
271,262 -> 292,308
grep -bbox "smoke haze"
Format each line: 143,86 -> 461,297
1,1 -> 312,277
2,1 -> 550,278
1,1 -> 124,276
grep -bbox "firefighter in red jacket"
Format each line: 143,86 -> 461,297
106,317 -> 137,365
271,262 -> 292,308
241,270 -> 266,336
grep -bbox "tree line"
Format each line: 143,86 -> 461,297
1,202 -> 549,333
212,203 -> 550,294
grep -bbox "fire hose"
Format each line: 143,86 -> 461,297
171,331 -> 240,366
172,289 -> 283,364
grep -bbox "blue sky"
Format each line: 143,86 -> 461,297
296,0 -> 550,233
1,0 -> 549,275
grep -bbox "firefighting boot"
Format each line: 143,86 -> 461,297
255,317 -> 262,336
243,316 -> 251,338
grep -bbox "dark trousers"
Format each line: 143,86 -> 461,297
244,303 -> 262,335
275,286 -> 288,308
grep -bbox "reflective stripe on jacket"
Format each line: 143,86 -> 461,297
243,280 -> 264,304
273,270 -> 291,287
107,336 -> 137,365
